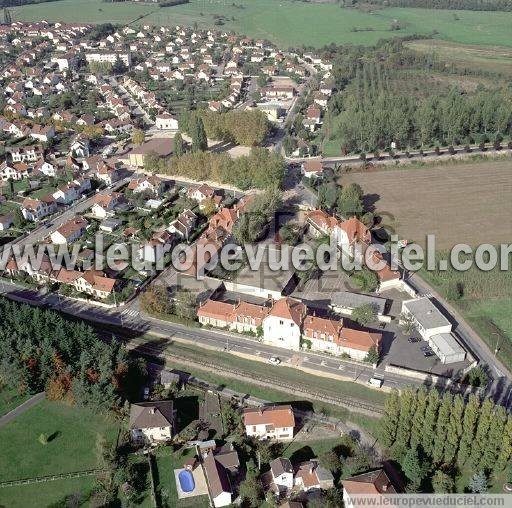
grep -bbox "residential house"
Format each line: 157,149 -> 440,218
343,467 -> 401,508
74,270 -> 118,299
90,192 -> 121,219
21,196 -> 57,221
128,175 -> 164,196
95,162 -> 121,186
29,124 -> 55,142
203,450 -> 233,508
0,161 -> 30,181
243,405 -> 295,441
301,159 -> 324,179
302,314 -> 381,361
0,215 -> 13,231
6,144 -> 42,163
129,400 -> 174,444
294,460 -> 335,492
50,217 -> 88,245
34,159 -> 56,177
262,297 -> 305,351
168,209 -> 197,240
155,113 -> 179,131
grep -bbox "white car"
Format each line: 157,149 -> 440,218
368,377 -> 384,388
269,356 -> 281,366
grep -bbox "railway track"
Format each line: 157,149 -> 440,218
127,339 -> 385,417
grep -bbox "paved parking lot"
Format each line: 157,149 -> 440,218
381,321 -> 470,377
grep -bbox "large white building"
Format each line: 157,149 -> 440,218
155,113 -> 179,130
262,297 -> 305,351
401,297 -> 466,364
85,51 -> 132,67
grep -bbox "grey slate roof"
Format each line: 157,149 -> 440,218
129,400 -> 174,430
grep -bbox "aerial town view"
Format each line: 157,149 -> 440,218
0,0 -> 511,506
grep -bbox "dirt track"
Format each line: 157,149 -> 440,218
341,160 -> 512,249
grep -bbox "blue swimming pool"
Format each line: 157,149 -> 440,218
178,470 -> 195,493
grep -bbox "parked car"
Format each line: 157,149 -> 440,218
143,387 -> 150,400
423,351 -> 435,357
368,377 -> 384,388
408,336 -> 420,343
268,356 -> 281,366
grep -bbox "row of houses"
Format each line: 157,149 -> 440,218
198,296 -> 381,361
129,400 -> 400,507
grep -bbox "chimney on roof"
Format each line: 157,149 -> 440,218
382,483 -> 388,492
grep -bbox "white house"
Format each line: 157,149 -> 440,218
269,458 -> 294,493
21,196 -> 57,221
203,451 -> 233,507
262,297 -> 305,351
50,217 -> 88,245
129,400 -> 174,444
155,113 -> 178,131
243,405 -> 295,441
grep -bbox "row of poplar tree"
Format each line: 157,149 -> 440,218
380,388 -> 512,489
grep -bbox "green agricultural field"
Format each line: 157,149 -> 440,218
406,39 -> 512,77
10,0 -> 512,49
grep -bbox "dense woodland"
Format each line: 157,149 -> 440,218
179,109 -> 270,148
358,0 -> 512,11
156,147 -> 285,190
0,299 -> 145,412
380,388 -> 512,492
317,40 -> 512,153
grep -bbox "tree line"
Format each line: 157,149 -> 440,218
328,61 -> 512,152
359,0 -> 512,11
380,388 -> 512,492
0,298 -> 145,412
179,109 -> 270,147
156,147 -> 285,190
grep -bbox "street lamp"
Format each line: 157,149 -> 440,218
492,332 -> 501,356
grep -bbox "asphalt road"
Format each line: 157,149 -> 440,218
0,392 -> 45,429
0,278 -> 418,392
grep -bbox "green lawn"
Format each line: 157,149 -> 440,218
10,0 -> 512,48
281,437 -> 343,463
0,400 -> 120,482
153,447 -> 210,508
0,386 -> 30,416
419,259 -> 512,371
0,477 -> 97,508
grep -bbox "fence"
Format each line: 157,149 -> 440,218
0,469 -> 107,488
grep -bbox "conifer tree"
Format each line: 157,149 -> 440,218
380,389 -> 401,448
457,394 -> 480,467
432,392 -> 452,464
422,389 -> 440,457
394,388 -> 417,449
410,388 -> 427,450
432,470 -> 454,493
494,415 -> 512,473
468,398 -> 494,470
443,393 -> 464,464
481,405 -> 507,471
